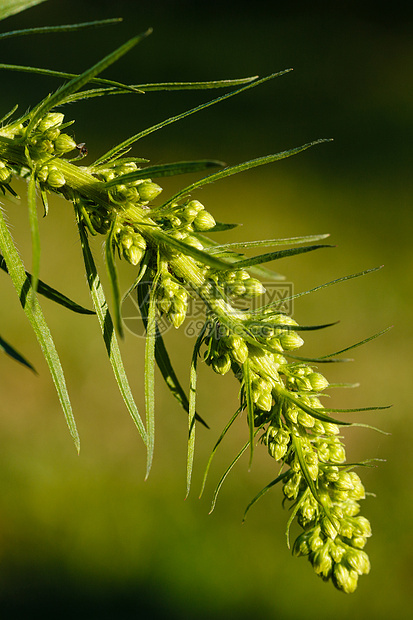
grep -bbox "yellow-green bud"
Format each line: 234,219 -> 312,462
333,564 -> 359,594
37,113 -> 64,133
183,199 -> 204,223
297,410 -> 315,428
193,209 -> 216,231
137,180 -> 163,201
321,515 -> 339,540
308,372 -> 329,391
37,165 -> 49,183
47,168 -> 66,188
345,549 -> 370,575
244,278 -> 266,297
279,332 -> 304,351
293,532 -> 311,556
0,161 -> 12,185
312,545 -> 333,578
212,354 -> 231,375
224,334 -> 249,364
54,133 -> 77,154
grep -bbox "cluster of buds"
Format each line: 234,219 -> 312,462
256,359 -> 372,592
215,268 -> 266,300
0,104 -> 375,594
204,325 -> 249,375
155,273 -> 188,329
153,199 -> 216,256
30,113 -> 77,190
115,223 -> 147,266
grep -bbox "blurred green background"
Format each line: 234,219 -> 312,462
0,0 -> 412,617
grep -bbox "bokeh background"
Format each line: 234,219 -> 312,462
0,0 -> 412,617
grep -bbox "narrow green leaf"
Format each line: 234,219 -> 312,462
328,382 -> 360,389
186,324 -> 207,498
144,274 -> 158,479
0,18 -> 122,40
286,488 -> 310,548
276,266 -> 384,307
0,252 -> 94,314
104,160 -> 225,188
0,103 -> 18,124
135,280 -> 208,428
242,358 -> 255,468
26,172 -> 40,296
208,222 -> 240,232
199,407 -> 241,499
162,140 -> 332,209
233,244 -> 332,270
0,63 -> 144,94
247,320 -> 337,333
292,435 -> 321,506
0,0 -> 46,21
209,439 -> 251,514
209,234 -> 330,254
134,77 -> 258,91
94,71 -> 291,166
0,207 -> 80,451
52,77 -> 261,104
26,30 -> 151,136
105,217 -> 123,337
0,334 -> 35,371
322,405 -> 391,414
77,219 -> 147,445
319,327 -> 393,359
242,470 -> 289,523
273,384 -> 351,427
150,228 -> 232,271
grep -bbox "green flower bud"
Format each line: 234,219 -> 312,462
37,113 -> 64,133
182,199 -> 204,223
308,372 -> 329,391
308,528 -> 324,552
293,532 -> 311,556
312,545 -> 333,578
125,245 -> 145,266
297,410 -> 315,428
212,354 -> 231,375
184,235 -> 204,250
224,334 -> 249,364
283,472 -> 301,500
351,536 -> 367,549
353,516 -> 372,538
137,180 -> 163,201
193,209 -> 216,231
333,564 -> 359,594
47,167 -> 66,188
322,422 -> 340,436
335,471 -> 355,492
345,549 -> 370,575
54,133 -> 77,154
37,165 -> 49,183
244,278 -> 266,297
169,309 -> 186,329
0,161 -> 12,185
321,515 -> 339,540
256,390 -> 273,412
329,442 -> 346,464
341,500 -> 361,518
279,332 -> 304,351
268,440 -> 288,461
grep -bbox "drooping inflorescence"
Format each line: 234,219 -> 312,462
0,15 -> 385,594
